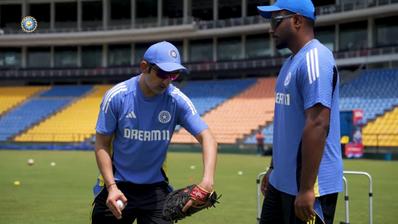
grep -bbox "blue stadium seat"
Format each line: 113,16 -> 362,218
244,69 -> 398,144
244,123 -> 273,144
0,86 -> 92,141
39,86 -> 92,97
180,79 -> 256,115
340,69 -> 398,123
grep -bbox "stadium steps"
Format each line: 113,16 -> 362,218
0,86 -> 92,142
0,98 -> 73,141
363,101 -> 398,124
243,69 -> 398,147
363,106 -> 398,146
340,69 -> 398,123
0,86 -> 48,116
242,120 -> 273,144
172,77 -> 276,144
243,122 -> 274,145
339,64 -> 365,85
340,69 -> 398,147
179,79 -> 257,116
14,85 -> 110,142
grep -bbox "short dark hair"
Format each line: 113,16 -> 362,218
307,10 -> 316,28
305,17 -> 315,28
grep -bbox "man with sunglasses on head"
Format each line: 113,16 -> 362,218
257,0 -> 343,224
91,41 -> 218,224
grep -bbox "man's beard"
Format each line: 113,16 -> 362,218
275,40 -> 288,49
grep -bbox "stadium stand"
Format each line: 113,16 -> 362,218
38,86 -> 92,97
0,0 -> 397,152
0,86 -> 92,141
245,69 -> 398,147
363,106 -> 398,147
172,77 -> 275,144
244,123 -> 273,145
0,86 -> 47,116
0,98 -> 72,141
180,79 -> 256,115
15,85 -> 110,142
340,69 -> 398,123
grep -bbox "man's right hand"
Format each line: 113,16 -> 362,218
261,168 -> 272,196
106,185 -> 128,219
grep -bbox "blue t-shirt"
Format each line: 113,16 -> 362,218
96,75 -> 208,184
270,39 -> 343,196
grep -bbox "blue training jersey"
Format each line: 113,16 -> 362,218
95,75 -> 207,185
269,39 -> 343,196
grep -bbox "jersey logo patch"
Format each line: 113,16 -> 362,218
126,111 -> 136,119
159,111 -> 171,124
284,72 -> 292,87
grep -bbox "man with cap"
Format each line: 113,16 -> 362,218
257,0 -> 343,224
91,41 -> 218,224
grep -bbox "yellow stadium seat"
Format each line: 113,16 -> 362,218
15,85 -> 111,142
363,106 -> 398,147
0,86 -> 47,115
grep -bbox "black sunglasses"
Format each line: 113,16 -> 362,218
150,64 -> 180,81
270,14 -> 295,30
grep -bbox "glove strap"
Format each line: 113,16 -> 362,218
190,185 -> 211,203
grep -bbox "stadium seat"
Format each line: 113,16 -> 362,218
179,79 -> 257,115
15,85 -> 110,142
0,86 -> 47,116
340,69 -> 398,147
172,77 -> 276,144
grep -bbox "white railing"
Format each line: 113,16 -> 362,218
256,170 -> 373,224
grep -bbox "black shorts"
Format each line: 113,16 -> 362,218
260,184 -> 338,224
91,181 -> 173,224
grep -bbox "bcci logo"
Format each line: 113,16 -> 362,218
21,16 -> 38,33
169,50 -> 177,58
158,110 -> 171,124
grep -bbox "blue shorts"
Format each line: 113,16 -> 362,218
91,181 -> 173,224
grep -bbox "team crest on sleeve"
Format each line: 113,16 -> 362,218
284,72 -> 292,87
159,110 -> 171,124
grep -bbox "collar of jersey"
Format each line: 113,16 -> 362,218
291,38 -> 318,60
137,74 -> 164,102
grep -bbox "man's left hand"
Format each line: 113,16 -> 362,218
182,179 -> 213,212
294,189 -> 315,222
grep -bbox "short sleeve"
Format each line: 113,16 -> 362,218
95,89 -> 120,135
173,89 -> 208,136
298,47 -> 335,110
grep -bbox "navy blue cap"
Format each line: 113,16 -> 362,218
257,0 -> 316,21
143,41 -> 187,73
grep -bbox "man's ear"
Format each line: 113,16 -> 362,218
293,15 -> 303,30
140,60 -> 150,73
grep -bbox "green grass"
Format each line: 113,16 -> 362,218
0,150 -> 397,224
